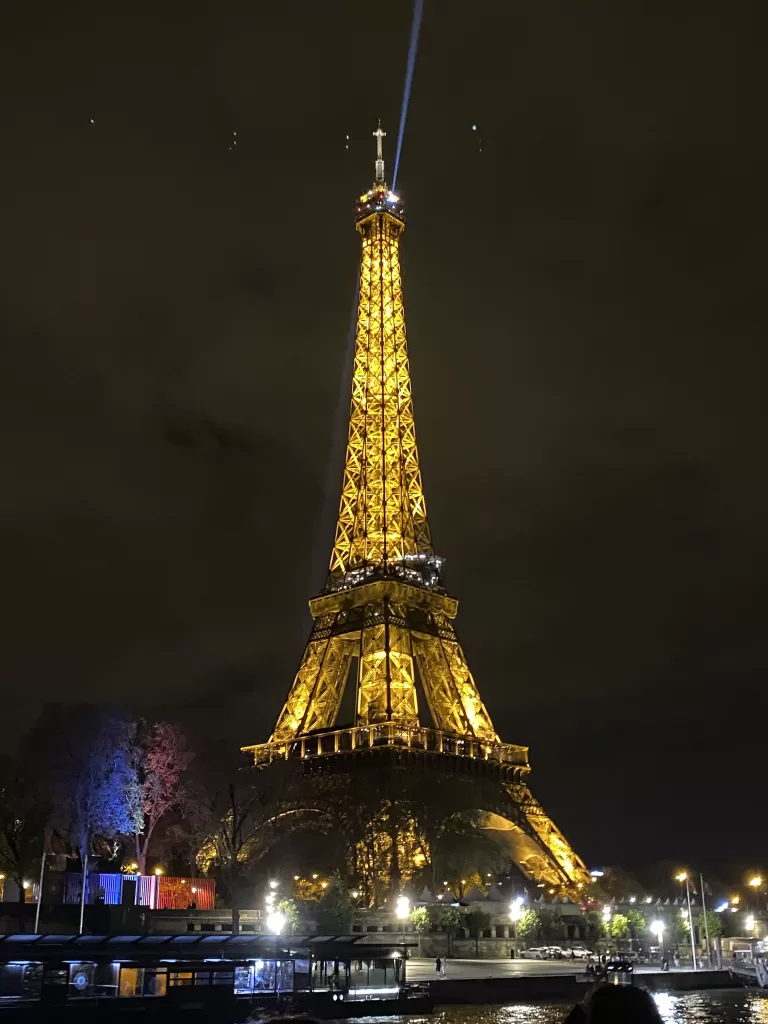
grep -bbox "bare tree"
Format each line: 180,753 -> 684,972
131,722 -> 193,874
191,753 -> 301,934
0,756 -> 48,904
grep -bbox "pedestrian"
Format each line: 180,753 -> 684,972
571,949 -> 576,961
435,956 -> 441,975
673,951 -> 680,968
441,957 -> 446,977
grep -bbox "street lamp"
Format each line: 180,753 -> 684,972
399,897 -> 411,950
266,910 -> 285,995
749,877 -> 762,913
266,910 -> 286,935
651,920 -> 665,963
674,872 -> 697,971
509,897 -> 524,959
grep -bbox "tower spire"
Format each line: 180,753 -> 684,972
373,121 -> 386,184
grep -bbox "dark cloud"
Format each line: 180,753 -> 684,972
0,0 -> 766,871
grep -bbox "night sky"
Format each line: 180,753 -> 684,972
1,1 -> 766,875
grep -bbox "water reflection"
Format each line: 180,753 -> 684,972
335,993 -> 768,1024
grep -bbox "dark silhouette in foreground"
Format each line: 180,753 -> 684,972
564,984 -> 664,1024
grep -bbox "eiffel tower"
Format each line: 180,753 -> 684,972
244,127 -> 589,892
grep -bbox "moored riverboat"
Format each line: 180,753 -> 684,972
0,932 -> 430,1020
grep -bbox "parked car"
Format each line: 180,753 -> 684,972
617,950 -> 642,964
545,946 -> 569,959
520,947 -> 548,959
569,947 -> 593,959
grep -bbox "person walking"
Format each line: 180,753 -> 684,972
435,956 -> 442,976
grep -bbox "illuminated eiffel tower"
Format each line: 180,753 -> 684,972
244,127 -> 589,891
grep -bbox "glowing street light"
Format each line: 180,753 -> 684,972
154,867 -> 164,876
674,871 -> 697,971
396,895 -> 410,948
509,896 -> 524,958
651,919 -> 665,960
269,879 -> 279,890
746,914 -> 756,932
748,877 -> 763,914
266,910 -> 285,935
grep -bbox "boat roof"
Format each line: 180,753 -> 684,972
0,933 -> 413,963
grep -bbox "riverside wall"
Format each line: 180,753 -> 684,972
425,970 -> 739,1005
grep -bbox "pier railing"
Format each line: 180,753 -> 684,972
243,724 -> 529,769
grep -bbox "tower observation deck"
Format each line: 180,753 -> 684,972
243,127 -> 589,891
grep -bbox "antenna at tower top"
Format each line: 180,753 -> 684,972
373,121 -> 386,184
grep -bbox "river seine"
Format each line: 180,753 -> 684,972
342,991 -> 768,1024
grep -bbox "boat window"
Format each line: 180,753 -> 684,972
143,969 -> 168,997
169,971 -> 194,987
118,967 -> 144,998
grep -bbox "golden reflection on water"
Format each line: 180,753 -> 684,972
342,992 -> 768,1024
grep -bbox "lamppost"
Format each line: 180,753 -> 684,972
509,897 -> 524,959
396,895 -> 410,950
675,873 -> 697,971
749,876 -> 762,912
266,909 -> 286,995
651,920 -> 665,965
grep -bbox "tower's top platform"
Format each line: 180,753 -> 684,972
355,184 -> 404,223
355,122 -> 404,222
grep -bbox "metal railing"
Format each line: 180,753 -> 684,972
245,724 -> 528,769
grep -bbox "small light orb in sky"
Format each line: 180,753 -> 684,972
471,124 -> 477,131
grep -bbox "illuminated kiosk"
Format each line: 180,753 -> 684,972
243,127 -> 589,893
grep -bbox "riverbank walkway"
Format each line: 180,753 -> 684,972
406,958 -> 710,981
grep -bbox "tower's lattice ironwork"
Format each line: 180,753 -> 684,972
244,128 -> 589,891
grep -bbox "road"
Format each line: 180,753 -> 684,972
405,958 -> 692,981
